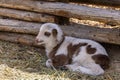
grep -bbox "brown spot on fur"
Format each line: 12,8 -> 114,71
92,54 -> 110,70
49,40 -> 87,68
67,43 -> 87,63
52,29 -> 57,37
87,45 -> 96,54
48,36 -> 65,59
52,54 -> 69,68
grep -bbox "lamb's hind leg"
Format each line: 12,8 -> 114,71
65,63 -> 104,76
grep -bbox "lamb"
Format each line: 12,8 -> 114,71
35,23 -> 110,76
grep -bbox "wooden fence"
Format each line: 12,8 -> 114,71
0,0 -> 120,46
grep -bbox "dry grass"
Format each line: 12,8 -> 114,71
0,40 -> 120,80
70,3 -> 120,10
70,18 -> 120,29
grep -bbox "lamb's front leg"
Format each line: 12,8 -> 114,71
46,59 -> 52,68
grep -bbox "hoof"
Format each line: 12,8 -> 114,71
59,66 -> 68,71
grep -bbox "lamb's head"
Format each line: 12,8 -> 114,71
35,23 -> 64,49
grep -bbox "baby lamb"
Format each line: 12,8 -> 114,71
35,23 -> 110,76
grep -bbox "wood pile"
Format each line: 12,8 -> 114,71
0,0 -> 120,46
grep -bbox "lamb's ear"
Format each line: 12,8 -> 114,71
52,29 -> 57,37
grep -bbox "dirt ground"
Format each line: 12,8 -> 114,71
0,40 -> 119,80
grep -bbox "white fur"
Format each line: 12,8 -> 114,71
36,23 -> 64,56
36,23 -> 108,76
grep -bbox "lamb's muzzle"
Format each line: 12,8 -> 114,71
35,38 -> 43,43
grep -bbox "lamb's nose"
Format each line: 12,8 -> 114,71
35,38 -> 43,43
35,38 -> 39,43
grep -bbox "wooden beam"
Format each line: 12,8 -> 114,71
0,0 -> 120,25
0,8 -> 55,23
0,19 -> 120,45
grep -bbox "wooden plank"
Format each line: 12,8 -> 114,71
0,19 -> 120,45
0,0 -> 119,25
0,8 -> 55,23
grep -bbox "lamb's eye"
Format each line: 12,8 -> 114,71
44,32 -> 51,37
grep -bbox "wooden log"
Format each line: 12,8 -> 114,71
0,8 -> 55,23
0,18 -> 41,34
34,0 -> 69,2
0,19 -> 120,45
62,24 -> 120,45
69,0 -> 120,8
0,0 -> 120,25
35,0 -> 70,25
0,32 -> 44,48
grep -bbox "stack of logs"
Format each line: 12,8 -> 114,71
0,0 -> 120,47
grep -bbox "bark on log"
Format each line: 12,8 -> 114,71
0,32 -> 44,48
0,19 -> 120,45
0,0 -> 119,25
0,18 -> 41,34
0,8 -> 55,23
